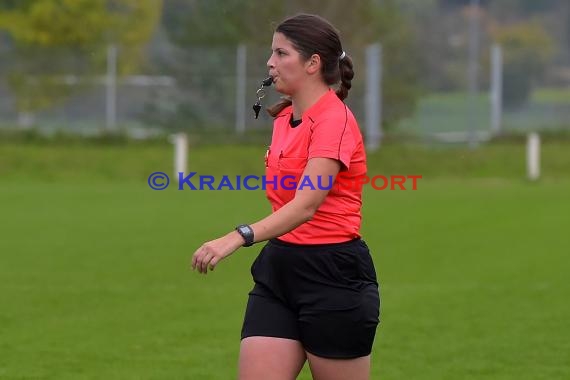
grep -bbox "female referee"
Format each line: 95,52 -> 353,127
191,13 -> 380,380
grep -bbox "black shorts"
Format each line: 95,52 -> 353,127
241,238 -> 380,359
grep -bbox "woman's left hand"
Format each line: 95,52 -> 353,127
191,231 -> 245,274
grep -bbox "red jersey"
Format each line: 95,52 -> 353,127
265,89 -> 367,244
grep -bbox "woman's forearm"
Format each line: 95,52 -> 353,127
243,159 -> 340,245
249,198 -> 316,243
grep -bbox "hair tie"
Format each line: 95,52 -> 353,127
339,51 -> 346,61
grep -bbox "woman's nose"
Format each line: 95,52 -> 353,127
267,55 -> 275,69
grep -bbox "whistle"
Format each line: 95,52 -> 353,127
253,76 -> 273,119
261,76 -> 273,87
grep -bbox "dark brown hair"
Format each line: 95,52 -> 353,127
267,14 -> 354,117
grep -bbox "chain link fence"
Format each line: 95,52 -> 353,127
1,4 -> 568,146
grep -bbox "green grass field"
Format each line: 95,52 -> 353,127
1,140 -> 569,379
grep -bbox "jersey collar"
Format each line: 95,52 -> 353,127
303,89 -> 336,123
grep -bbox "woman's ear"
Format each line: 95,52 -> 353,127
305,54 -> 322,75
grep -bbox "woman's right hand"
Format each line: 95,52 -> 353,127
191,231 -> 245,274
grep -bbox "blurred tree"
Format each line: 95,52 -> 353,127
161,0 -> 421,130
0,0 -> 162,119
163,0 -> 283,46
397,0 -> 565,94
490,21 -> 555,108
439,0 -> 490,9
441,0 -> 562,13
492,0 -> 563,14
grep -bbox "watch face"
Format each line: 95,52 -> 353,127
236,225 -> 253,246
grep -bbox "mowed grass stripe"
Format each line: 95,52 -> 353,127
1,178 -> 569,379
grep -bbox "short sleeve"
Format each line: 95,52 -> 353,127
308,114 -> 356,171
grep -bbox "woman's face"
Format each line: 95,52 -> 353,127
267,32 -> 308,96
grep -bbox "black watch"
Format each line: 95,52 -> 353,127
235,224 -> 255,247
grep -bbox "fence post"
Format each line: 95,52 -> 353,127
527,132 -> 540,181
173,132 -> 188,182
365,43 -> 383,151
490,44 -> 503,135
467,0 -> 481,148
235,44 -> 247,134
106,44 -> 117,130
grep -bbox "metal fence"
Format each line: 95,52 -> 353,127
0,43 -> 382,143
1,4 -> 569,147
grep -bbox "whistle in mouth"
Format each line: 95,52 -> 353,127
261,76 -> 273,87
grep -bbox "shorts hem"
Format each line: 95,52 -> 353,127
240,332 -> 300,342
303,346 -> 372,359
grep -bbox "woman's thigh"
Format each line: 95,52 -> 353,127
238,337 -> 306,380
307,352 -> 371,380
